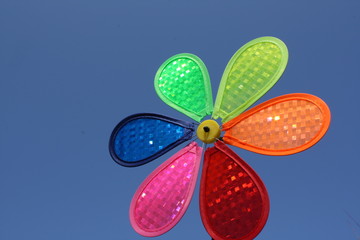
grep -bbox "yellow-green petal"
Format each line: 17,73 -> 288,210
213,37 -> 288,123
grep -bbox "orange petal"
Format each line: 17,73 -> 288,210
222,93 -> 331,155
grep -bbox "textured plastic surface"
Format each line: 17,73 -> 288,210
200,141 -> 269,240
213,37 -> 288,123
223,93 -> 331,155
155,53 -> 213,122
130,142 -> 203,237
109,113 -> 195,167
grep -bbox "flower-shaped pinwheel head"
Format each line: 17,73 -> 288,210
109,37 -> 331,240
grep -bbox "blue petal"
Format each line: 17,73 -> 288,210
109,113 -> 195,167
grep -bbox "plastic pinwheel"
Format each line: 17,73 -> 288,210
109,36 -> 331,240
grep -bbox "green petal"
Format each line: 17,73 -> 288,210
213,37 -> 288,123
154,53 -> 213,122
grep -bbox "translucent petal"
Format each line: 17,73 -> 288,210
222,94 -> 331,155
130,142 -> 203,237
213,37 -> 288,123
109,113 -> 195,167
200,141 -> 269,240
154,53 -> 213,122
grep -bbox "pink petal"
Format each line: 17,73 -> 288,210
130,142 -> 202,237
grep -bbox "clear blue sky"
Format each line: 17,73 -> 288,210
1,0 -> 359,239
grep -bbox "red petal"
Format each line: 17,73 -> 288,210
200,141 -> 269,240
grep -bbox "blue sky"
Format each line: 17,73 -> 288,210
1,0 -> 359,239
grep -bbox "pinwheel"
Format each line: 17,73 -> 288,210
109,37 -> 331,240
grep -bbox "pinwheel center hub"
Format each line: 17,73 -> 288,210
196,120 -> 221,144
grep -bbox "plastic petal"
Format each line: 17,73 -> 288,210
130,142 -> 203,237
222,93 -> 331,155
213,37 -> 288,123
154,53 -> 213,122
109,113 -> 195,167
200,141 -> 269,240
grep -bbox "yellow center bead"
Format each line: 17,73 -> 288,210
196,120 -> 221,144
